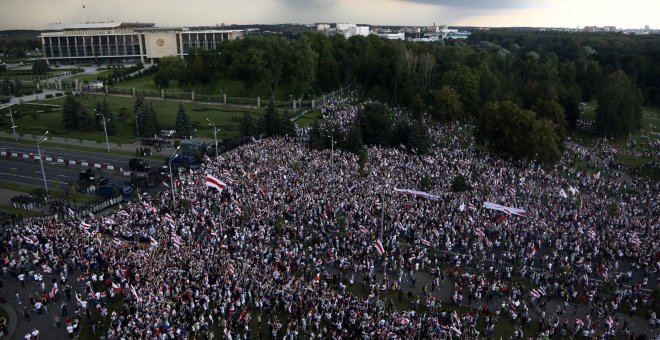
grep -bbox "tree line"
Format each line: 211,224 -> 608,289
150,30 -> 654,165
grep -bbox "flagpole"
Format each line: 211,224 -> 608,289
380,190 -> 385,241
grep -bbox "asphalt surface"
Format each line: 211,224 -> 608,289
0,158 -> 129,189
0,141 -> 163,168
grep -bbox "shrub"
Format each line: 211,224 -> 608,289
55,93 -> 64,97
45,94 -> 54,99
451,175 -> 471,193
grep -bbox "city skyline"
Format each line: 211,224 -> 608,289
0,0 -> 658,31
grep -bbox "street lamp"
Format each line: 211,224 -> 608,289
93,108 -> 110,152
36,131 -> 49,193
168,146 -> 181,206
134,113 -> 140,140
6,106 -> 18,142
325,132 -> 336,176
206,118 -> 219,158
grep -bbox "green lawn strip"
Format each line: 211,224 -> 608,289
0,181 -> 95,204
78,296 -> 125,340
21,93 -> 261,141
295,109 -> 323,127
112,73 -> 297,101
0,180 -> 38,193
0,204 -> 42,217
616,154 -> 651,169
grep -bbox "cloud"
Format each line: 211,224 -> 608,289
274,0 -> 335,8
399,0 -> 540,9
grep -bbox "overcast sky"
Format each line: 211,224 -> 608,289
0,0 -> 657,30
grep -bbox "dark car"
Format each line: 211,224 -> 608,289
79,169 -> 108,185
129,158 -> 151,172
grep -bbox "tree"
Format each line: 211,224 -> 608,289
431,86 -> 464,122
280,110 -> 296,138
407,121 -> 430,155
441,65 -> 481,114
95,98 -> 116,135
476,100 -> 561,165
32,59 -> 50,75
596,70 -> 643,138
175,104 -> 193,138
76,106 -> 94,132
346,118 -> 364,154
239,112 -> 256,137
154,56 -> 186,88
134,95 -> 159,138
260,102 -> 281,137
62,95 -> 79,130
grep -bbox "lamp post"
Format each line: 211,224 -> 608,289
94,108 -> 110,152
168,146 -> 181,206
206,118 -> 219,158
135,113 -> 140,140
325,132 -> 336,176
37,131 -> 49,192
6,106 -> 18,142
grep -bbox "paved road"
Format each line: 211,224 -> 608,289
0,158 -> 129,189
0,141 -> 163,168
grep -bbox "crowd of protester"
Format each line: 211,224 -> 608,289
1,96 -> 658,339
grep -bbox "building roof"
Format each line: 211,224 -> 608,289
45,22 -> 155,31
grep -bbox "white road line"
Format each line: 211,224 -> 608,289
0,171 -> 67,185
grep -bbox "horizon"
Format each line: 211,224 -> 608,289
0,0 -> 658,31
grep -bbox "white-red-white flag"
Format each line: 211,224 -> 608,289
374,240 -> 385,255
205,174 -> 226,192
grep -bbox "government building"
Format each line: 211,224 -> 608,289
39,22 -> 246,65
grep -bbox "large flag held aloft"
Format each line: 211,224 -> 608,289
393,188 -> 440,200
373,239 -> 385,255
205,174 -> 227,192
483,202 -> 527,217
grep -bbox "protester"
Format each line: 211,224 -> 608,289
1,96 -> 657,339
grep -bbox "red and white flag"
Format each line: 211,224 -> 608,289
420,239 -> 431,247
112,238 -> 122,246
483,202 -> 527,217
393,188 -> 440,200
112,282 -> 122,292
474,229 -> 486,238
80,221 -> 91,230
171,233 -> 182,249
205,174 -> 226,192
163,213 -> 176,225
373,240 -> 385,255
149,236 -> 158,247
529,244 -> 536,257
130,284 -> 142,302
587,228 -> 596,238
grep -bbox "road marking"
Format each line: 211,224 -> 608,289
0,171 -> 67,185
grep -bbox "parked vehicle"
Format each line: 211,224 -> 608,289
129,158 -> 151,172
168,155 -> 200,171
160,129 -> 176,138
79,169 -> 108,185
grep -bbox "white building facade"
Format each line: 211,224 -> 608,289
40,22 -> 246,65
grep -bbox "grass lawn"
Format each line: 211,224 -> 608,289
113,73 -> 302,102
295,109 -> 323,127
0,181 -> 96,204
1,93 -> 263,143
0,204 -> 42,217
71,70 -> 112,82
